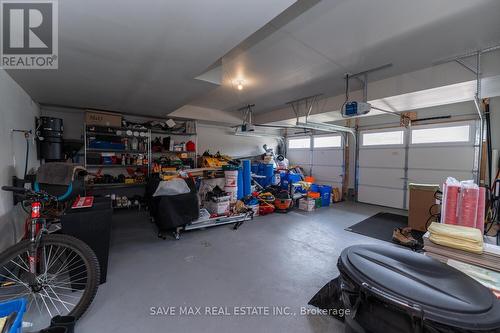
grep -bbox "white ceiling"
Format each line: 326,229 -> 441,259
6,0 -> 295,115
7,0 -> 500,120
191,0 -> 500,115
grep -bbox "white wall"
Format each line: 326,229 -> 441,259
197,123 -> 279,158
0,69 -> 40,251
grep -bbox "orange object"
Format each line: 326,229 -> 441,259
308,192 -> 320,199
274,198 -> 292,211
304,176 -> 315,183
259,204 -> 275,215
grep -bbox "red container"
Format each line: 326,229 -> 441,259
259,204 -> 275,215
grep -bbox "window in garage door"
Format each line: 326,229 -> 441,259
357,121 -> 478,209
286,134 -> 345,189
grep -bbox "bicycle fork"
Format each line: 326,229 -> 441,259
27,202 -> 44,288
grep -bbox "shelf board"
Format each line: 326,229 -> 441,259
152,150 -> 195,154
86,164 -> 149,168
86,182 -> 146,189
86,131 -> 150,138
87,148 -> 148,153
150,130 -> 197,136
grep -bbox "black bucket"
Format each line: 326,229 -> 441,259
50,315 -> 75,333
39,327 -> 67,333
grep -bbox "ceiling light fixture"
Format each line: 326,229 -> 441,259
235,79 -> 244,90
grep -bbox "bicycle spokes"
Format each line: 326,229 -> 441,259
0,244 -> 89,332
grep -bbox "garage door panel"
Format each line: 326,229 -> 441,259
359,167 -> 405,188
288,150 -> 310,165
358,121 -> 477,210
408,169 -> 473,185
312,150 -> 343,166
312,166 -> 343,183
408,146 -> 474,171
358,185 -> 405,209
314,181 -> 343,190
358,148 -> 405,168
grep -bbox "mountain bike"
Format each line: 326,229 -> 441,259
0,186 -> 100,332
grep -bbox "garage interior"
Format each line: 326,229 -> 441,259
1,1 -> 500,332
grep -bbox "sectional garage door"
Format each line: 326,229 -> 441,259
357,121 -> 478,209
286,134 -> 344,189
357,128 -> 407,208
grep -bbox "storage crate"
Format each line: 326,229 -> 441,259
0,298 -> 26,333
299,198 -> 315,212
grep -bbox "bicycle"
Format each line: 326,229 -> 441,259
0,186 -> 100,332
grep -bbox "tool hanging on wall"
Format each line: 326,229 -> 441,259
11,129 -> 32,179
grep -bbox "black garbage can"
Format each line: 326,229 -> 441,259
61,197 -> 113,284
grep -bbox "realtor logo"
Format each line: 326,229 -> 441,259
1,0 -> 58,69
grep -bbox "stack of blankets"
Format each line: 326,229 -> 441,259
424,222 -> 500,298
426,222 -> 484,254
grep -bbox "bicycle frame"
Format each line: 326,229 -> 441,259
27,200 -> 47,280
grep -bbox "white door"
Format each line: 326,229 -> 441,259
357,121 -> 478,209
357,128 -> 407,209
286,134 -> 345,189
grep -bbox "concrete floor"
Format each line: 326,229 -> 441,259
78,201 -> 404,333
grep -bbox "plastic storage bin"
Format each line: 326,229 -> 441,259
319,185 -> 332,207
0,298 -> 27,333
280,172 -> 289,189
89,140 -> 125,151
310,184 -> 320,192
288,174 -> 302,184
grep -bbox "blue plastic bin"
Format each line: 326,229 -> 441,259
0,298 -> 27,333
280,172 -> 289,189
89,140 -> 125,151
251,164 -> 259,174
319,185 -> 332,207
310,184 -> 320,192
288,173 -> 302,184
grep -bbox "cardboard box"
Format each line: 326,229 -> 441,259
299,198 -> 315,212
408,183 -> 440,232
206,200 -> 230,215
86,110 -> 122,128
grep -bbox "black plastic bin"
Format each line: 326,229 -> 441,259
61,197 -> 112,284
310,244 -> 500,333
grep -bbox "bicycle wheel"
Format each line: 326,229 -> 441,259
0,234 -> 100,332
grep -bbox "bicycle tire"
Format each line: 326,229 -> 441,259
0,234 -> 100,323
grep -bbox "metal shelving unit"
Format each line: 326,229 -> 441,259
86,182 -> 147,189
149,124 -> 198,168
84,124 -> 151,189
84,122 -> 198,187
